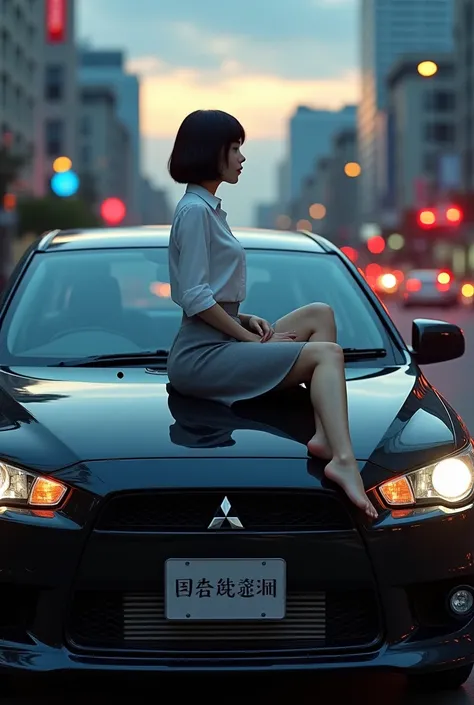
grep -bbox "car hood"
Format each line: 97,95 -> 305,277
0,363 -> 466,475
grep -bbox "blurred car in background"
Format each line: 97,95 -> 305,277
401,269 -> 459,307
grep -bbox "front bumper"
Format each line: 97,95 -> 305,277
2,458 -> 474,675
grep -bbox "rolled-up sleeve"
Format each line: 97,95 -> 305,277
175,205 -> 217,317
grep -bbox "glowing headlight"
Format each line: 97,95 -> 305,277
0,462 -> 67,508
379,447 -> 474,507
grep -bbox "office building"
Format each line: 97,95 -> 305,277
77,86 -> 132,217
34,0 -> 78,196
289,105 -> 356,201
359,0 -> 455,222
140,176 -> 171,225
79,50 -> 141,224
0,0 -> 44,194
386,54 -> 457,214
454,0 -> 474,191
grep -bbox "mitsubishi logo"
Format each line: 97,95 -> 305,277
208,496 -> 244,530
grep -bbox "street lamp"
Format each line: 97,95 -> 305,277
417,60 -> 438,77
344,162 -> 361,177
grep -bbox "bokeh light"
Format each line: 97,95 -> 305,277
296,219 -> 312,231
367,235 -> 386,254
344,162 -> 361,178
387,233 -> 405,250
53,156 -> 72,173
100,197 -> 126,225
275,214 -> 291,229
50,170 -> 79,197
308,203 -> 326,220
340,246 -> 358,262
417,60 -> 438,77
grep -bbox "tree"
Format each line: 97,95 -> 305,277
0,142 -> 28,201
0,135 -> 30,289
17,196 -> 101,236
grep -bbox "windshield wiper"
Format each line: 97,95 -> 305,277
54,350 -> 169,367
343,347 -> 387,360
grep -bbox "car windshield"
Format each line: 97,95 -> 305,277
0,247 -> 388,364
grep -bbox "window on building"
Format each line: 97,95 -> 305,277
424,123 -> 455,144
80,115 -> 92,136
81,144 -> 91,166
45,65 -> 64,101
423,153 -> 438,174
45,119 -> 64,156
424,91 -> 455,112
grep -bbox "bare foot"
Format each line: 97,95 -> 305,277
307,435 -> 333,460
324,458 -> 378,519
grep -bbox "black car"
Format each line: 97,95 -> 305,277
0,225 -> 471,690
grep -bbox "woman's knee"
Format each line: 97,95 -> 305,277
304,341 -> 343,366
308,302 -> 335,321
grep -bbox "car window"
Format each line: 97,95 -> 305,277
0,247 -> 388,364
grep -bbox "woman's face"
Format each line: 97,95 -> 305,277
221,141 -> 246,184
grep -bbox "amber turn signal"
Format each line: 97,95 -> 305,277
30,477 -> 67,507
379,476 -> 415,506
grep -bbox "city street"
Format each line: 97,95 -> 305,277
2,301 -> 473,703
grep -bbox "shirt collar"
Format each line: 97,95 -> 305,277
186,184 -> 222,211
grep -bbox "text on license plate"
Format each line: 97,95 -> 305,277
165,558 -> 286,620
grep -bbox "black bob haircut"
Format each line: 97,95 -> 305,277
168,109 -> 245,184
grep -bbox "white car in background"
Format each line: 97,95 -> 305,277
401,269 -> 460,307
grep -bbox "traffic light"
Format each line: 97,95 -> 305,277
416,206 -> 463,229
417,208 -> 436,229
446,206 -> 463,225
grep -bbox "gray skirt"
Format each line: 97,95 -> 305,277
167,302 -> 307,406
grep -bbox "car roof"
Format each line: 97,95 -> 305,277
37,225 -> 332,255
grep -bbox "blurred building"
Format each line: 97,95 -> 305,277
454,0 -> 474,191
77,86 -> 132,217
34,0 -> 78,196
289,105 -> 356,201
359,0 -> 455,224
385,54 -> 457,215
0,0 -> 44,194
326,128 -> 360,246
79,50 -> 141,224
255,203 -> 278,229
140,176 -> 172,225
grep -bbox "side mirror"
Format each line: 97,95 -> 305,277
412,318 -> 465,365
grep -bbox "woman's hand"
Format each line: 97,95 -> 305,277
248,316 -> 274,342
263,332 -> 298,342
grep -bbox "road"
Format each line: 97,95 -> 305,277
4,302 -> 474,702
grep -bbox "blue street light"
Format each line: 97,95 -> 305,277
50,170 -> 79,197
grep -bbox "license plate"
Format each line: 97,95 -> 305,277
165,558 -> 286,620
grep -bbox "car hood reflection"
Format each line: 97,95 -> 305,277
0,363 -> 464,473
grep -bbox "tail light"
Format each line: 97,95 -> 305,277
406,278 -> 421,292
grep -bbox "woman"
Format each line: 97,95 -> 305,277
167,109 -> 377,520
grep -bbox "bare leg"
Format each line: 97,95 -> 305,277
274,341 -> 377,519
273,303 -> 336,459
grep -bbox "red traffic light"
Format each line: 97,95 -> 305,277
100,197 -> 126,225
417,209 -> 436,228
446,206 -> 463,224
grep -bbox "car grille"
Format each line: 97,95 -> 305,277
95,490 -> 353,532
68,589 -> 380,652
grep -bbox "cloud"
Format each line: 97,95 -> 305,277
77,0 -> 357,79
128,57 -> 359,140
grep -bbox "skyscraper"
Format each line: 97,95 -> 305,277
79,50 -> 141,224
358,0 -> 455,223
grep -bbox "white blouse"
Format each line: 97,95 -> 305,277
168,184 -> 247,318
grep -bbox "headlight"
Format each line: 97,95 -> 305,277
379,447 -> 474,507
0,462 -> 67,508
